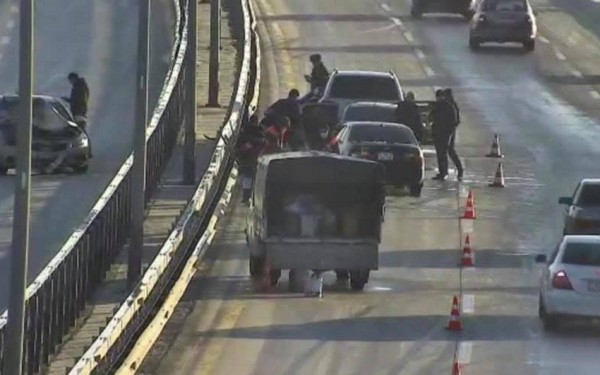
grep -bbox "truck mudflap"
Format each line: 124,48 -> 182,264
263,238 -> 379,270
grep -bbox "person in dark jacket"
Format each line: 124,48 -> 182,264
264,89 -> 301,130
305,54 -> 330,93
442,88 -> 463,181
430,89 -> 461,181
395,91 -> 423,142
64,72 -> 90,123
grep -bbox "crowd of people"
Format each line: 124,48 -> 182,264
236,54 -> 466,202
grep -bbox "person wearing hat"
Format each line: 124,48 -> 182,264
429,89 -> 459,181
305,54 -> 330,94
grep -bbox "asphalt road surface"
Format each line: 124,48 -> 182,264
139,0 -> 600,374
0,0 -> 175,309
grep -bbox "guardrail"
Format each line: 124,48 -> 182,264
0,0 -> 189,373
67,0 -> 259,372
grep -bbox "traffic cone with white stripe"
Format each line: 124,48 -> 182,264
486,134 -> 504,158
451,361 -> 462,375
461,234 -> 474,267
462,190 -> 476,219
489,162 -> 505,188
447,295 -> 463,331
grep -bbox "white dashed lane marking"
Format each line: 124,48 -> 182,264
538,35 -> 550,44
458,342 -> 474,364
380,3 -> 392,12
391,17 -> 403,27
570,69 -> 583,79
553,48 -> 566,61
424,65 -> 435,76
462,294 -> 475,314
590,90 -> 600,100
0,37 -> 10,46
415,49 -> 426,60
7,20 -> 15,30
404,31 -> 415,43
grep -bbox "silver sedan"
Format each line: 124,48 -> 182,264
537,235 -> 600,331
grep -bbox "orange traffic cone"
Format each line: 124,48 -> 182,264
451,361 -> 461,375
489,162 -> 505,188
461,234 -> 474,267
486,134 -> 504,158
462,190 -> 476,219
447,295 -> 463,331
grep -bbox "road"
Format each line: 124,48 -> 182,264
138,0 -> 600,374
0,0 -> 175,309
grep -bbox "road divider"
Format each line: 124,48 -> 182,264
68,0 -> 259,372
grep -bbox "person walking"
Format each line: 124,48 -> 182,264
430,89 -> 457,181
305,54 -> 330,94
443,88 -> 464,181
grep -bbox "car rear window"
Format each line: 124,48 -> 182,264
348,124 -> 416,144
330,76 -> 400,101
0,97 -> 68,132
343,106 -> 397,123
562,243 -> 600,266
576,185 -> 600,206
484,0 -> 527,11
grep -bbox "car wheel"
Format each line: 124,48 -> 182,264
73,163 -> 89,174
350,270 -> 369,291
249,255 -> 264,277
469,38 -> 480,51
542,314 -> 559,332
409,183 -> 423,197
523,40 -> 535,52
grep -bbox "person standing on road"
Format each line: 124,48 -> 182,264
395,91 -> 424,142
430,89 -> 458,181
64,72 -> 90,126
443,88 -> 464,181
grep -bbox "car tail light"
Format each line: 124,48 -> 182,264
410,153 -> 423,164
551,270 -> 573,290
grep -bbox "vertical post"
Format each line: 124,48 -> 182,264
128,0 -> 151,287
183,0 -> 197,184
5,0 -> 34,373
207,0 -> 220,106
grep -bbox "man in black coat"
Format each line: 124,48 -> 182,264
306,54 -> 330,93
443,88 -> 464,181
64,72 -> 90,124
430,89 -> 461,181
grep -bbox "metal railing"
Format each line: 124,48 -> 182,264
0,0 -> 190,372
68,0 -> 259,372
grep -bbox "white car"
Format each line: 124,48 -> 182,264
319,70 -> 404,122
537,235 -> 600,331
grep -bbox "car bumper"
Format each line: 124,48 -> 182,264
544,289 -> 600,318
0,146 -> 90,167
381,161 -> 424,186
470,27 -> 534,43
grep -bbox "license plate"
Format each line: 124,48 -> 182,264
378,152 -> 393,161
587,279 -> 600,292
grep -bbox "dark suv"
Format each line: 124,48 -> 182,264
0,95 -> 91,175
411,0 -> 477,19
469,0 -> 537,51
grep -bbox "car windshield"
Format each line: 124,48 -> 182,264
0,97 -> 68,132
348,124 -> 416,144
330,75 -> 399,101
343,105 -> 397,123
484,0 -> 527,11
576,184 -> 600,206
562,242 -> 600,266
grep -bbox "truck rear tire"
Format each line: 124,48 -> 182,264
350,270 -> 370,291
249,255 -> 263,277
289,269 -> 307,292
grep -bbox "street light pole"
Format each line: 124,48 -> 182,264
183,0 -> 197,185
5,0 -> 34,373
207,0 -> 220,106
128,0 -> 151,287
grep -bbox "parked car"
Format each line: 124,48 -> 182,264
559,179 -> 600,235
319,70 -> 404,122
469,0 -> 537,51
340,102 -> 398,126
536,235 -> 600,331
410,0 -> 476,19
333,121 -> 424,196
0,95 -> 91,175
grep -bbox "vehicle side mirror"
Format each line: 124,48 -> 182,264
558,197 -> 572,205
535,254 -> 547,263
